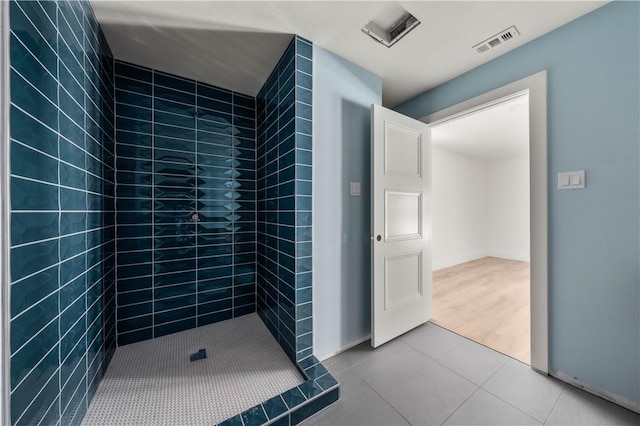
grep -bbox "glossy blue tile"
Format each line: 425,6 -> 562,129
10,106 -> 57,157
115,62 -> 151,82
11,212 -> 58,246
117,116 -> 152,134
290,388 -> 338,425
198,309 -> 233,326
155,306 -> 196,325
11,71 -> 58,131
116,75 -> 152,96
155,318 -> 196,337
298,379 -> 323,400
118,289 -> 153,307
60,162 -> 87,190
198,84 -> 232,103
154,270 -> 197,288
11,291 -> 58,354
118,315 -> 153,333
10,238 -> 59,283
117,276 -> 152,292
13,4 -> 116,418
241,405 -> 268,426
218,414 -> 243,426
296,37 -> 313,59
154,71 -> 196,93
60,233 -> 86,262
10,1 -> 57,74
118,328 -> 152,346
154,85 -> 195,105
59,187 -> 86,210
10,322 -> 59,393
116,184 -> 152,199
115,90 -> 152,109
281,386 -> 306,410
11,34 -> 57,104
117,103 -> 152,121
315,373 -> 339,391
60,274 -> 86,313
155,147 -> 195,164
11,369 -> 59,426
10,265 -> 58,319
117,302 -> 153,321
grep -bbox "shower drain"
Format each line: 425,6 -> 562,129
189,348 -> 207,362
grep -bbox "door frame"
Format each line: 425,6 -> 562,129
420,71 -> 548,374
1,0 -> 10,421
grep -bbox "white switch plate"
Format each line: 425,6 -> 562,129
558,171 -> 585,190
350,182 -> 361,196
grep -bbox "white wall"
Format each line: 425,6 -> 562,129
432,148 -> 529,270
432,148 -> 489,269
312,46 -> 382,360
488,156 -> 530,261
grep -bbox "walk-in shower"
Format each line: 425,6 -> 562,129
3,1 -> 337,424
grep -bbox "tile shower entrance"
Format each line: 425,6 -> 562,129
83,314 -> 304,425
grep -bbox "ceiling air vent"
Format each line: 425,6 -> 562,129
473,25 -> 520,54
362,4 -> 420,48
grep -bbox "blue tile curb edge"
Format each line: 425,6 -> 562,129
218,355 -> 339,426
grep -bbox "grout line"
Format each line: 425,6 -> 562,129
150,68 -> 155,339
543,384 -> 567,425
55,2 -> 63,420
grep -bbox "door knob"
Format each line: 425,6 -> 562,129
376,235 -> 381,241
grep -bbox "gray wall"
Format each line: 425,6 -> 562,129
397,2 -> 640,406
312,46 -> 382,359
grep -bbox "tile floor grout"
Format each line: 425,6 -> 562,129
542,385 -> 568,426
306,322 -> 640,426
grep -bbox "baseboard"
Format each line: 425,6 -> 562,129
552,371 -> 640,414
487,251 -> 530,262
316,335 -> 371,362
433,252 -> 488,271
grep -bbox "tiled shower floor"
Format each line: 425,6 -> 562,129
83,314 -> 304,425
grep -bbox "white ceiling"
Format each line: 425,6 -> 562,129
91,1 -> 607,107
431,95 -> 529,161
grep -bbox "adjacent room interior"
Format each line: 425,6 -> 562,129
430,95 -> 531,364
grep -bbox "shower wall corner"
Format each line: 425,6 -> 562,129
256,35 -> 314,364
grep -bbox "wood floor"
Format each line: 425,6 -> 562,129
431,256 -> 531,364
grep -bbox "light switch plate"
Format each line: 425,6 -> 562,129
350,182 -> 361,196
558,170 -> 585,190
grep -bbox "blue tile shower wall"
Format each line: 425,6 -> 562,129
8,1 -> 116,425
256,37 -> 313,363
113,61 -> 257,345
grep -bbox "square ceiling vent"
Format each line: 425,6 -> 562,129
362,4 -> 421,48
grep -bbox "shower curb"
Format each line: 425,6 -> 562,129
218,355 -> 339,426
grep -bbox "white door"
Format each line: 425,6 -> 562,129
371,104 -> 431,347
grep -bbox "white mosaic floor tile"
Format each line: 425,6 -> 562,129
83,314 -> 303,425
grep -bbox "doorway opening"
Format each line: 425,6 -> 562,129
420,71 -> 548,373
429,94 -> 531,364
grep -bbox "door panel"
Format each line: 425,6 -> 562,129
384,251 -> 423,310
372,104 -> 431,348
384,122 -> 423,177
385,190 -> 422,241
